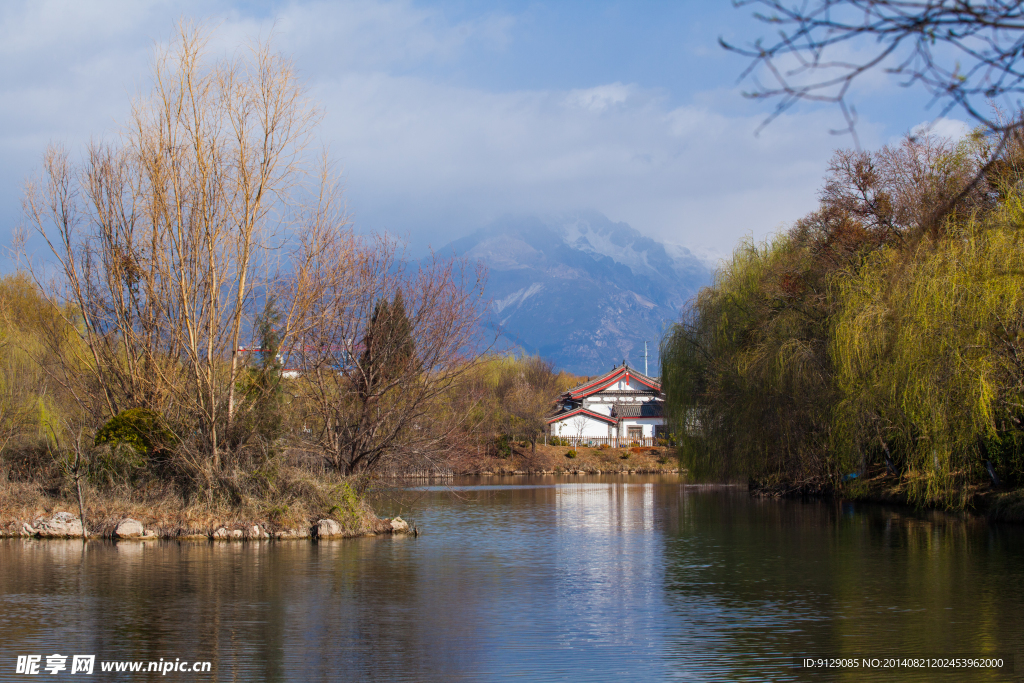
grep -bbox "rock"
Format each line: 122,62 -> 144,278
113,518 -> 144,539
35,512 -> 84,538
20,522 -> 33,537
390,516 -> 409,533
231,529 -> 243,540
142,529 -> 157,538
212,527 -> 229,539
315,519 -> 342,538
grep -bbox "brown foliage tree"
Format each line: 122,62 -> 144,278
22,22 -> 350,485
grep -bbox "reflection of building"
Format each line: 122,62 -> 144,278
547,363 -> 665,445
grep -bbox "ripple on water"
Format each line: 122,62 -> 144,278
1,476 -> 1021,681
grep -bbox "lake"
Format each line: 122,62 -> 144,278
1,474 -> 1021,681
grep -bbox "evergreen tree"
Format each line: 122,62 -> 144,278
244,297 -> 285,444
358,290 -> 416,399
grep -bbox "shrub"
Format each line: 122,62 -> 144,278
94,408 -> 174,457
493,434 -> 512,458
565,450 -> 577,459
620,452 -> 630,460
597,443 -> 611,450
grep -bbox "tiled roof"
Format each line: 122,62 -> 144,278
562,364 -> 661,400
611,403 -> 663,418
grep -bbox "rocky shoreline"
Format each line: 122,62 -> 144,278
0,511 -> 414,541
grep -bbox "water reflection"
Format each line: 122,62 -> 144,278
0,477 -> 1021,681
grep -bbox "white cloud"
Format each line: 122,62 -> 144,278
0,0 -> 878,264
909,117 -> 972,142
317,72 -> 870,252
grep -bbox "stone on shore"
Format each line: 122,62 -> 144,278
390,516 -> 409,532
35,512 -> 84,538
212,527 -> 229,539
315,519 -> 342,538
113,518 -> 144,539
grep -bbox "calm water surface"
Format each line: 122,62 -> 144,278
1,475 -> 1022,681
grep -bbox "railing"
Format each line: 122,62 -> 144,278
379,466 -> 455,479
546,436 -> 663,448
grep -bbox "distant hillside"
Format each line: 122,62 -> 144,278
447,212 -> 711,375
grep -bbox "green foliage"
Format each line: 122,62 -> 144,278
236,298 -> 286,445
359,290 -> 416,398
494,433 -> 512,457
661,131 -> 1024,505
95,408 -> 174,457
326,482 -> 364,531
565,449 -> 577,459
834,210 -> 1024,504
90,408 -> 175,487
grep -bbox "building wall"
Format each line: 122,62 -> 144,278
551,415 -> 665,439
550,414 -> 613,439
615,418 -> 664,438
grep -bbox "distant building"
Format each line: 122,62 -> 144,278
547,363 -> 665,444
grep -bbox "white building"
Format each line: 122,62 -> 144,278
547,363 -> 666,444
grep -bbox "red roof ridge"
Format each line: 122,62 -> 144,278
545,406 -> 617,425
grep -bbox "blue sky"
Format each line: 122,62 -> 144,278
0,0 -> 971,264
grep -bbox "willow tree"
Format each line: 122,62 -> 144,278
661,133 -> 989,486
23,22 -> 349,481
834,200 -> 1024,506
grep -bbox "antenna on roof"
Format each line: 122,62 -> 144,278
644,341 -> 648,376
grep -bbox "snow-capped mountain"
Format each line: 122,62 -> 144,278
446,212 -> 711,375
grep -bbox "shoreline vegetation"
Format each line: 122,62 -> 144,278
0,17 -> 681,543
662,125 -> 1024,517
0,25 -> 523,540
9,24 -> 1024,538
750,469 -> 1024,523
0,444 -> 681,541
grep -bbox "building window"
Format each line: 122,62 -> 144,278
627,426 -> 642,441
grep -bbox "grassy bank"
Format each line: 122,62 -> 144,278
448,443 -> 681,475
0,459 -> 404,540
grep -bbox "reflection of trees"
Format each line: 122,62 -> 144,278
659,493 -> 1024,679
0,486 -> 563,681
4,488 -> 1024,681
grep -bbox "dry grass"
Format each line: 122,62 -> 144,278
0,465 -> 389,538
448,443 -> 680,475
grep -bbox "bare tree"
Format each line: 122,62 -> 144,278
22,22 -> 349,483
571,415 -> 588,446
293,238 -> 486,478
726,1 -> 1024,141
726,1 -> 1024,236
493,356 -> 560,454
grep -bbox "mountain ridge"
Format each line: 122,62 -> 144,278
446,212 -> 711,375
